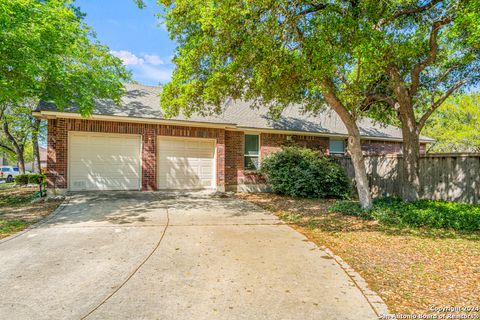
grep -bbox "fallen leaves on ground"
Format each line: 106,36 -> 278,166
237,192 -> 480,314
0,186 -> 62,238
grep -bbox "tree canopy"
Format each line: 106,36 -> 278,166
1,0 -> 131,172
424,93 -> 480,153
0,0 -> 131,117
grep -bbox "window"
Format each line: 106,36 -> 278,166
12,167 -> 19,172
244,134 -> 260,170
329,139 -> 346,155
1,167 -> 10,172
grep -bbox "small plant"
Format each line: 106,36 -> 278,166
14,173 -> 47,197
261,146 -> 351,199
328,201 -> 369,218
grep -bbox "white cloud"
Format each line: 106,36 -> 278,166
144,54 -> 164,65
111,50 -> 144,65
111,50 -> 173,84
137,64 -> 172,83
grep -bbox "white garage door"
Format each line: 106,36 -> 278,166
68,132 -> 141,191
157,137 -> 216,189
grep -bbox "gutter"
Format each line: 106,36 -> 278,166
33,110 -> 435,144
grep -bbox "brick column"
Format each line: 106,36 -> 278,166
142,128 -> 156,191
47,118 -> 68,191
46,119 -> 57,189
216,130 -> 226,191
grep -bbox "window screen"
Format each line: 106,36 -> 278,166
329,139 -> 345,155
244,134 -> 260,170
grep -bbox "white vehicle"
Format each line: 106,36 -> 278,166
0,166 -> 21,183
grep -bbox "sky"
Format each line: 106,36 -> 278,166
75,0 -> 176,86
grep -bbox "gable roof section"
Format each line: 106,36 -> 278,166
35,83 -> 434,143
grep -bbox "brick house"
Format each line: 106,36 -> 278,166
33,84 -> 433,194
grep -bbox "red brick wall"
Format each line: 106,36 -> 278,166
224,131 -> 329,186
47,118 -> 225,191
361,140 -> 427,155
47,118 -> 426,191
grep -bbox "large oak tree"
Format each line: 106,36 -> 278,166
154,0 -> 478,205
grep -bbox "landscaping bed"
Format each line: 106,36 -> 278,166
0,185 -> 63,239
237,192 -> 480,314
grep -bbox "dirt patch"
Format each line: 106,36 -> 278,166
0,186 -> 62,238
237,192 -> 480,314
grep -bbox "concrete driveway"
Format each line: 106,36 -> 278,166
0,192 -> 379,320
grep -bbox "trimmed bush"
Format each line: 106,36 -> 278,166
330,197 -> 480,231
261,146 -> 351,199
14,174 -> 29,185
28,173 -> 46,185
14,173 -> 46,186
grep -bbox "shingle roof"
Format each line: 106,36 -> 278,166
37,83 -> 434,142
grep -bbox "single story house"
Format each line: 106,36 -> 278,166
33,84 -> 433,194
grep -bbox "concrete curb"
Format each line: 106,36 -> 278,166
323,247 -> 390,318
0,196 -> 70,245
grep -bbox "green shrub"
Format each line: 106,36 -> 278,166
261,146 -> 351,199
14,174 -> 29,185
330,197 -> 480,231
28,173 -> 46,185
14,174 -> 46,186
328,201 -> 369,217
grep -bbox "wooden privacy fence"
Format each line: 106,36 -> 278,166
337,154 -> 480,204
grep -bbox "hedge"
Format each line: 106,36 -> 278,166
260,146 -> 351,199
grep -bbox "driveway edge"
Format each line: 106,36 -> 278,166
0,196 -> 70,245
323,247 -> 390,318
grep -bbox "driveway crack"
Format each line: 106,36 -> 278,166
80,205 -> 170,319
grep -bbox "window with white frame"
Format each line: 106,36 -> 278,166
329,139 -> 346,155
244,134 -> 260,170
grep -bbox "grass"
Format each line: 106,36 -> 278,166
0,185 -> 62,239
0,219 -> 30,238
237,193 -> 480,314
329,197 -> 480,231
0,182 -> 15,190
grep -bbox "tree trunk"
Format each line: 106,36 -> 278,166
16,151 -> 26,174
321,78 -> 372,209
387,65 -> 421,202
399,110 -> 421,201
32,118 -> 41,173
347,126 -> 373,209
2,121 -> 26,174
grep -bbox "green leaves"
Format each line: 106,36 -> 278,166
0,0 -> 131,116
260,146 -> 352,199
424,93 -> 480,152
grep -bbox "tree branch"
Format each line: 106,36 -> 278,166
297,3 -> 328,16
418,78 -> 467,130
0,143 -> 15,155
320,78 -> 356,125
361,94 -> 397,111
410,16 -> 453,95
376,0 -> 442,28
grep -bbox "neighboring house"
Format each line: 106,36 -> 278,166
25,147 -> 47,172
33,84 -> 433,193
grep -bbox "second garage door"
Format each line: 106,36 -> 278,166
157,137 -> 216,190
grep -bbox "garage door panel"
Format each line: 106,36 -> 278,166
69,133 -> 141,191
158,137 -> 215,190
